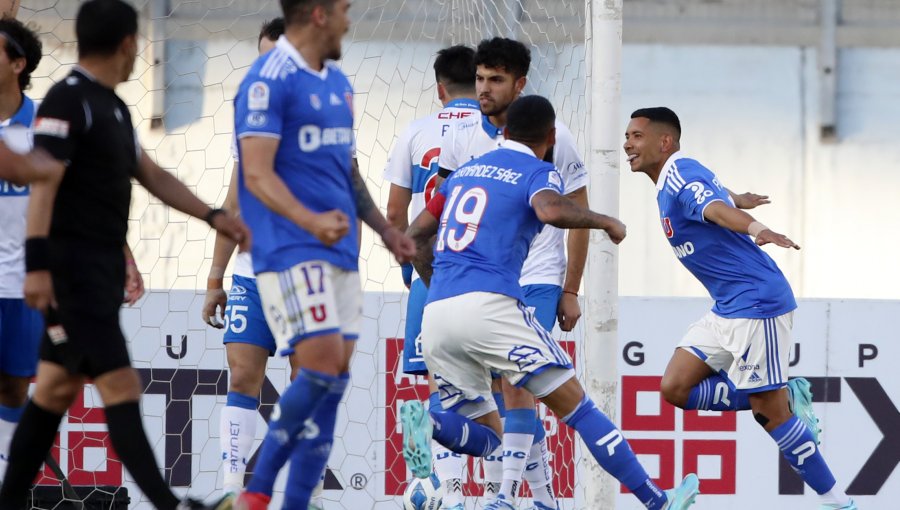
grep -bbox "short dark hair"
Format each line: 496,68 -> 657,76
280,0 -> 336,25
507,95 -> 555,144
433,45 -> 475,94
474,37 -> 530,79
76,0 -> 138,58
0,18 -> 41,90
259,17 -> 285,43
631,107 -> 682,138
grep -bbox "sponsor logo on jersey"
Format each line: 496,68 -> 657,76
437,110 -> 475,120
229,285 -> 247,296
685,181 -> 714,204
310,93 -> 322,111
329,92 -> 342,106
248,82 -> 270,110
298,125 -> 353,152
34,117 -> 69,138
662,217 -> 674,238
672,241 -> 695,259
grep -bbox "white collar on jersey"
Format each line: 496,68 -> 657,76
656,150 -> 684,191
500,139 -> 538,158
276,35 -> 331,80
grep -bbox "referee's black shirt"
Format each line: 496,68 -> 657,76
33,67 -> 139,248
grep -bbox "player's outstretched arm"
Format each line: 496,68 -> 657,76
351,160 -> 415,263
406,208 -> 440,287
727,188 -> 770,210
703,201 -> 800,250
559,186 -> 588,331
134,149 -> 250,251
531,190 -> 626,245
203,161 -> 240,328
0,143 -> 64,186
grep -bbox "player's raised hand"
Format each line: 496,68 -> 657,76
24,270 -> 56,313
755,229 -> 800,250
733,192 -> 771,210
210,211 -> 252,252
382,225 -> 417,264
202,288 -> 227,329
124,259 -> 145,306
310,209 -> 351,246
602,216 -> 627,245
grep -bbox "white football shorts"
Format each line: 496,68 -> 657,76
678,310 -> 793,392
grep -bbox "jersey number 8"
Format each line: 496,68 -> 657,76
436,185 -> 487,252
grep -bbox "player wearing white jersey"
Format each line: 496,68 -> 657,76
436,37 -> 588,509
0,17 -> 43,482
384,45 -> 479,510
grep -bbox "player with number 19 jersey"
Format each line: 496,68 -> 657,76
427,140 -> 563,304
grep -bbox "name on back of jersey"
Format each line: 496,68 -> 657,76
453,163 -> 522,184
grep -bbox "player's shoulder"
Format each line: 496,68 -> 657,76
325,61 -> 353,88
672,155 -> 715,181
43,72 -> 89,101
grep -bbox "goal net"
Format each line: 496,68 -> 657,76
16,0 -> 595,508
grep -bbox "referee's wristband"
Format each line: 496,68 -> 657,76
205,208 -> 226,227
25,237 -> 50,272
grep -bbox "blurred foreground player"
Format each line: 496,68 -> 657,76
0,1 -> 248,508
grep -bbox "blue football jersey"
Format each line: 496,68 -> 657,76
235,36 -> 357,273
427,140 -> 563,304
656,152 -> 797,318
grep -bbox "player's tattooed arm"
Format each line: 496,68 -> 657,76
352,159 -> 416,262
532,190 -> 627,244
407,209 -> 440,287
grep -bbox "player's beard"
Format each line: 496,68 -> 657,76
480,102 -> 509,118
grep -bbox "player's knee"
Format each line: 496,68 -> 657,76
659,376 -> 689,408
228,360 -> 266,395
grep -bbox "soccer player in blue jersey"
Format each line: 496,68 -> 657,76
403,95 -> 700,510
624,107 -> 855,510
0,16 -> 42,482
200,17 -> 309,502
232,1 -> 416,508
383,44 -> 479,509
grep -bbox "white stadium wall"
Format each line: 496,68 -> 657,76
44,293 -> 898,509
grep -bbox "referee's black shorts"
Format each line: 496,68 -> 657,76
40,240 -> 132,379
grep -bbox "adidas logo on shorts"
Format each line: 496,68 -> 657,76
749,372 -> 762,383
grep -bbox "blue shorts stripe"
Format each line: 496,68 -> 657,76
772,318 -> 782,384
285,269 -> 307,338
277,270 -> 298,339
765,318 -> 774,386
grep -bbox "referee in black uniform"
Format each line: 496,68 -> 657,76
0,1 -> 247,509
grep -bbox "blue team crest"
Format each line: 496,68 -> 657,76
309,93 -> 322,111
662,217 -> 674,238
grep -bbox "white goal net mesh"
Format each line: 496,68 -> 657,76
17,0 -> 591,508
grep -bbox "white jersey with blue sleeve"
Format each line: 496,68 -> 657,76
427,140 -> 564,305
0,96 -> 35,298
437,112 -> 588,286
234,36 -> 357,274
383,98 -> 479,223
656,151 -> 797,319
